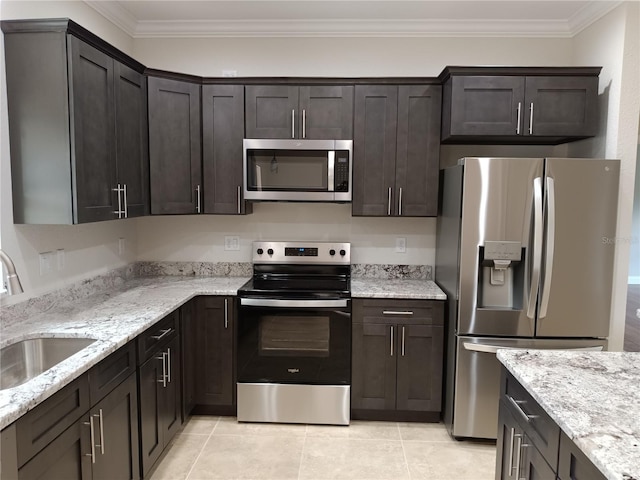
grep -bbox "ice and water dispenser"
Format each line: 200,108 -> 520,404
477,241 -> 524,309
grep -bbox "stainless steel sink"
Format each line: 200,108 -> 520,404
0,337 -> 96,390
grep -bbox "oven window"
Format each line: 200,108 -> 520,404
247,150 -> 328,191
259,316 -> 329,357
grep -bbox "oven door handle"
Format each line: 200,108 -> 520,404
240,298 -> 349,308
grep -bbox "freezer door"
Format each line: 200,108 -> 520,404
450,336 -> 606,439
537,158 -> 620,337
458,157 -> 544,336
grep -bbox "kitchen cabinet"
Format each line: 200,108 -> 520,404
181,299 -> 197,420
245,85 -> 353,139
192,297 -> 235,411
352,84 -> 441,217
148,76 -> 202,215
440,67 -> 600,144
1,19 -> 149,224
496,370 -> 606,480
351,299 -> 444,421
137,314 -> 182,477
202,84 -> 251,215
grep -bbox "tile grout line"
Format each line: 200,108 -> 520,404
297,427 -> 308,480
398,422 -> 413,480
184,416 -> 222,480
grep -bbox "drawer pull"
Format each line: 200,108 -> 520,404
382,310 -> 414,316
507,395 -> 538,423
151,328 -> 172,341
84,417 -> 96,463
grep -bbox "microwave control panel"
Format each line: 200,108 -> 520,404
335,154 -> 350,192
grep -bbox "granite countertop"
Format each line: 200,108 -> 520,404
351,278 -> 446,299
0,275 -> 249,430
497,350 -> 640,480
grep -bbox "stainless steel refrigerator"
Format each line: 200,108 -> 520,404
435,157 -> 620,439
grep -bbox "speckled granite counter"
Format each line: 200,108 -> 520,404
0,275 -> 249,431
497,350 -> 640,480
351,278 -> 446,300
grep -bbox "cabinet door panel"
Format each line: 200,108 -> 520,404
202,85 -> 247,214
496,401 -> 522,480
181,300 -> 197,419
148,77 -> 201,214
353,85 -> 398,216
245,85 -> 298,138
195,297 -> 235,406
525,76 -> 598,137
351,322 -> 396,410
521,435 -> 556,480
115,63 -> 148,218
299,86 -> 353,139
396,325 -> 443,411
558,431 -> 606,480
449,76 -> 524,137
69,36 -> 117,223
395,85 -> 441,217
161,336 -> 182,442
138,355 -> 163,477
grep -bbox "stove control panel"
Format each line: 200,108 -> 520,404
253,241 -> 351,264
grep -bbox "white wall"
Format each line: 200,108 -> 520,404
0,1 -> 138,306
569,1 -> 640,350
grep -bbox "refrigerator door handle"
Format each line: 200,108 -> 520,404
462,342 -> 604,355
526,177 -> 543,319
539,177 -> 556,319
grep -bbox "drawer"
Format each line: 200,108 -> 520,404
137,310 -> 179,364
354,299 -> 444,326
15,374 -> 90,468
88,341 -> 136,404
503,372 -> 560,469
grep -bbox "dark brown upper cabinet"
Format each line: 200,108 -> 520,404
2,19 -> 149,224
148,77 -> 202,215
353,84 -> 441,217
440,67 -> 600,144
202,85 -> 251,215
245,85 -> 353,139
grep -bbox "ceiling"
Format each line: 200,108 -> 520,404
85,0 -> 623,38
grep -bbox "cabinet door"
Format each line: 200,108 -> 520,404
148,77 -> 202,214
160,336 -> 182,444
194,297 -> 235,406
299,86 -> 354,139
245,85 -> 298,138
181,300 -> 197,419
138,354 -> 163,477
17,415 -> 92,480
448,76 -> 525,137
395,324 -> 443,412
92,373 -> 140,480
114,63 -> 149,218
524,76 -> 598,137
496,401 -> 523,480
351,322 -> 396,410
69,36 -> 117,223
202,85 -> 248,214
395,85 -> 441,217
520,435 -> 556,480
352,85 -> 398,216
558,431 -> 606,480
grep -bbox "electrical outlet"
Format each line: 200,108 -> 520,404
222,70 -> 237,77
56,249 -> 65,270
395,237 -> 407,253
224,236 -> 240,251
39,251 -> 53,276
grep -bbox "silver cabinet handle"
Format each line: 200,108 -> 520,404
390,325 -> 394,357
529,102 -> 534,135
527,177 -> 543,319
508,427 -> 516,476
401,326 -> 405,356
112,184 -> 124,218
507,395 -> 538,424
84,416 -> 96,463
196,185 -> 201,213
387,187 -> 392,216
383,310 -> 414,316
291,109 -> 295,138
513,433 -> 523,476
516,102 -> 522,135
123,183 -> 128,218
95,410 -> 104,455
156,352 -> 167,387
151,328 -> 172,340
167,348 -> 171,384
224,298 -> 229,329
237,185 -> 241,214
398,187 -> 403,216
539,177 -> 555,319
302,109 -> 306,138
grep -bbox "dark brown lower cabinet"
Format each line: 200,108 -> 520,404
351,299 -> 444,421
181,299 -> 197,420
138,335 -> 181,477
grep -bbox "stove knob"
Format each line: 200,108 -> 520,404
340,249 -> 346,257
329,249 -> 336,256
257,248 -> 264,255
267,248 -> 274,255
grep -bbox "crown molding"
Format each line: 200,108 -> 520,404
84,1 -> 624,39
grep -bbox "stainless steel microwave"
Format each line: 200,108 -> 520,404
243,139 -> 353,202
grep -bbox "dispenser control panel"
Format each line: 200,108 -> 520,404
483,241 -> 522,261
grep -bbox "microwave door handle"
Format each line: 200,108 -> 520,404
327,151 -> 335,192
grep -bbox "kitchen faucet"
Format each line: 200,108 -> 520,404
0,249 -> 24,295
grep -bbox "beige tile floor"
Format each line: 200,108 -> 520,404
149,416 -> 497,480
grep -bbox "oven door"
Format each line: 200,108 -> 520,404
237,298 -> 351,385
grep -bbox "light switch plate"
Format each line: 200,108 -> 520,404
39,251 -> 53,276
395,237 -> 407,253
224,236 -> 240,251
